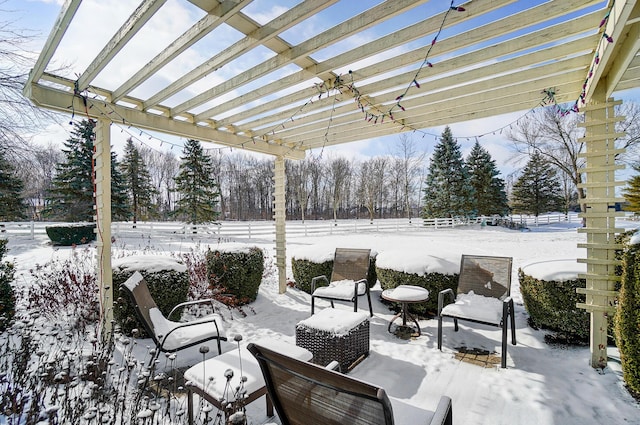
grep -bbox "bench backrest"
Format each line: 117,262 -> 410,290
458,255 -> 512,300
331,248 -> 371,283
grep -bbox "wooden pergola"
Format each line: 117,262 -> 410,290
24,0 -> 640,368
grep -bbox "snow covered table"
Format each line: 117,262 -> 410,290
184,339 -> 312,424
296,308 -> 370,373
382,285 -> 430,336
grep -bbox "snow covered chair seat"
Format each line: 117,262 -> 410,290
184,339 -> 312,424
437,255 -> 515,368
248,342 -> 453,425
311,248 -> 373,317
120,271 -> 227,363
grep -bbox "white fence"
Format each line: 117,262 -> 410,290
0,213 -> 589,241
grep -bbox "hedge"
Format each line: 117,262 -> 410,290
112,255 -> 189,337
376,268 -> 458,316
518,264 -> 589,342
615,235 -> 640,396
0,239 -> 15,331
206,246 -> 264,304
46,223 -> 96,246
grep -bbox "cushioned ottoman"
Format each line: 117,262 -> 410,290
296,308 -> 370,372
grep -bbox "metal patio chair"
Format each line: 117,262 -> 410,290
437,255 -> 516,368
311,248 -> 373,317
247,342 -> 453,425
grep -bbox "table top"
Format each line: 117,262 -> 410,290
381,285 -> 429,303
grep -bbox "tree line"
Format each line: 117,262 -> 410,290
3,102 -> 640,223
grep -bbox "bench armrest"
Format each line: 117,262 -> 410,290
437,289 -> 455,316
311,275 -> 329,292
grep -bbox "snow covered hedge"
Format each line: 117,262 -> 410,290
518,260 -> 589,341
0,239 -> 15,331
290,249 -> 377,295
112,255 -> 189,336
206,245 -> 264,303
45,222 -> 96,246
375,251 -> 459,316
616,233 -> 640,396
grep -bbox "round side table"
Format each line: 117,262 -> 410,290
381,285 -> 429,336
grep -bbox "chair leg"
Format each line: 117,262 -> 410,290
353,295 -> 358,312
311,296 -> 315,315
187,388 -> 194,425
453,318 -> 459,332
266,393 -> 274,417
437,315 -> 443,350
510,300 -> 517,345
366,288 -> 373,317
330,300 -> 335,309
502,317 -> 508,368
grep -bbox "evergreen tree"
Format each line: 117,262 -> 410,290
44,120 -> 96,221
466,141 -> 509,216
120,138 -> 158,224
623,164 -> 640,213
0,148 -> 27,220
173,139 -> 220,224
44,119 -> 130,222
111,152 -> 131,221
422,126 -> 475,218
511,151 -> 564,216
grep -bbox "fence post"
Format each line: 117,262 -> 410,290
248,222 -> 252,239
31,221 -> 35,239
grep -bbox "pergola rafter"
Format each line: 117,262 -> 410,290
23,0 -> 640,368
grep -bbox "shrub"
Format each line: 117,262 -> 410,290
0,239 -> 16,331
518,269 -> 589,342
291,252 -> 378,295
615,236 -> 640,396
376,268 -> 457,316
112,255 -> 189,336
206,246 -> 264,304
45,223 -> 96,246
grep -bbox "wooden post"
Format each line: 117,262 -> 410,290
273,156 -> 287,294
94,119 -> 113,338
577,91 -> 625,368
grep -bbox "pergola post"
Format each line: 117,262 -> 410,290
577,88 -> 625,368
93,119 -> 114,338
273,156 -> 287,294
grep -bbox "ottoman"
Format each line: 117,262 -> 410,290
296,308 -> 370,372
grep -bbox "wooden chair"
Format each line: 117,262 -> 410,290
247,342 -> 453,425
311,248 -> 373,316
120,271 -> 227,364
437,255 -> 516,368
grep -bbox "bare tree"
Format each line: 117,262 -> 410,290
357,157 -> 388,223
140,146 -> 178,219
327,156 -> 352,222
507,107 -> 586,212
394,134 -> 426,222
15,142 -> 63,219
0,8 -> 59,161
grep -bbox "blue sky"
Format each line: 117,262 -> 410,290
5,0 -> 640,179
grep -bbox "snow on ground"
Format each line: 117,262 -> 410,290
5,219 -> 640,425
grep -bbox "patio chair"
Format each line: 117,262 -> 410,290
437,254 -> 516,368
247,342 -> 453,425
311,248 -> 373,317
120,271 -> 227,364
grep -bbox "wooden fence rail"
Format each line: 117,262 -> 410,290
0,213 -> 588,241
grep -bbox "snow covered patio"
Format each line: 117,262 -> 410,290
6,219 -> 640,424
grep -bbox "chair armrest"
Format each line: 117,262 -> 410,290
311,275 -> 329,292
428,396 -> 453,425
158,316 -> 223,351
167,298 -> 217,320
437,289 -> 455,316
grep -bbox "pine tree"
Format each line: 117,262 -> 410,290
422,126 -> 475,218
44,119 -> 130,222
0,148 -> 27,220
120,138 -> 158,224
466,141 -> 509,216
44,120 -> 96,221
173,139 -> 220,224
110,152 -> 131,221
622,164 -> 640,213
511,151 -> 564,216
